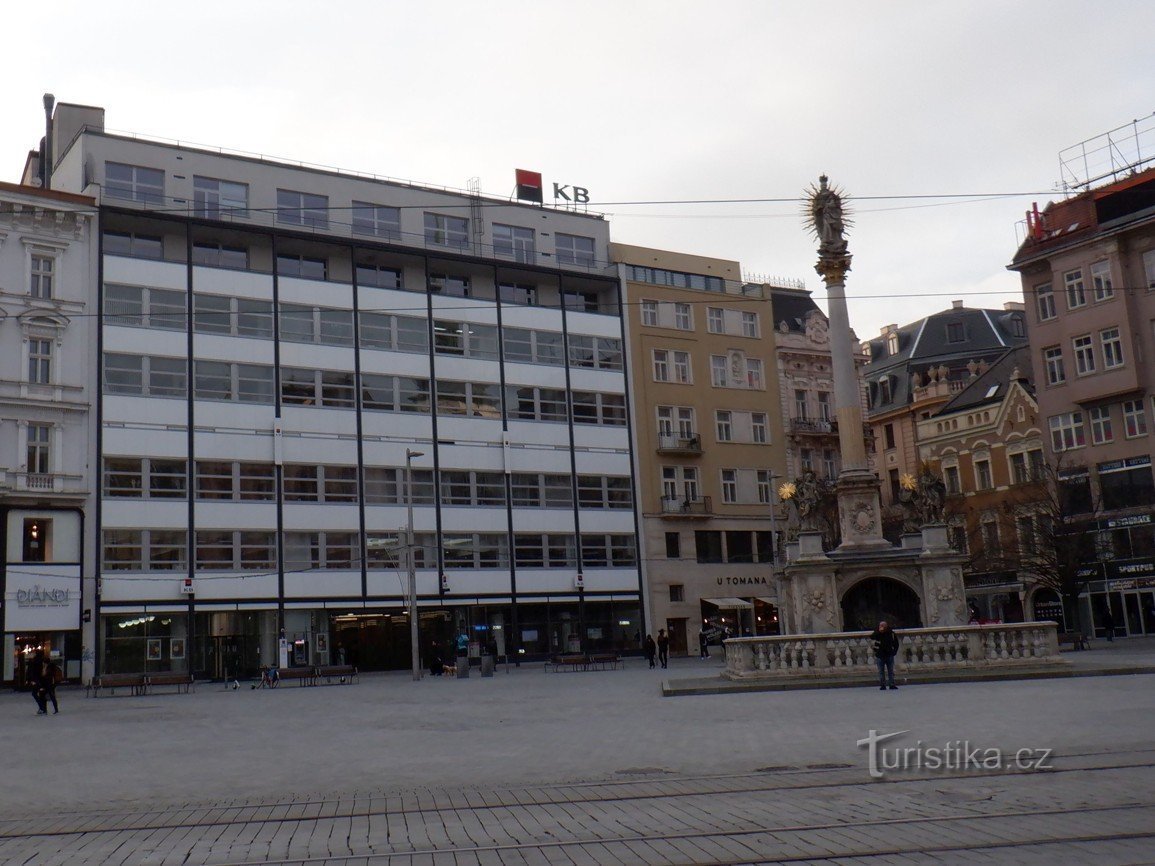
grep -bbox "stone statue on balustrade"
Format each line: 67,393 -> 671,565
897,465 -> 948,533
780,469 -> 823,533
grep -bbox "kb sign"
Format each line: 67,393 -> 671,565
552,183 -> 590,204
514,169 -> 591,206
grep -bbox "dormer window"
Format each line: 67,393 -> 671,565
878,376 -> 892,404
1009,316 -> 1025,338
886,333 -> 899,355
946,321 -> 966,343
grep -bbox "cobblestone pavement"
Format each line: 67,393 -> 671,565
3,654 -> 1154,865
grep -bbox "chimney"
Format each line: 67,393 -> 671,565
951,300 -> 964,310
42,93 -> 55,190
1003,301 -> 1025,311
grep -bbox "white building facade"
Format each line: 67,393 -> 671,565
30,103 -> 642,677
0,181 -> 96,686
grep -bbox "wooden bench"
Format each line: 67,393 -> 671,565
588,653 -> 621,670
1058,632 -> 1090,651
276,667 -> 317,686
316,665 -> 358,684
87,673 -> 147,697
145,673 -> 195,695
545,654 -> 589,672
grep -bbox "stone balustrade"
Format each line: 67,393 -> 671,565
723,622 -> 1061,679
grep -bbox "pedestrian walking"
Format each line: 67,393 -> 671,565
42,656 -> 61,714
428,639 -> 443,676
657,629 -> 670,669
644,634 -> 657,669
870,621 -> 901,690
699,629 -> 710,659
27,649 -> 49,715
1102,605 -> 1116,641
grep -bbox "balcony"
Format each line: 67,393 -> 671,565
7,472 -> 87,495
660,496 -> 713,518
789,418 -> 835,436
656,433 -> 702,455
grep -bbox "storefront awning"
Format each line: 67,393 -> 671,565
701,597 -> 754,609
754,596 -> 778,605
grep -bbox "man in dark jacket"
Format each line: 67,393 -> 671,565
656,629 -> 670,669
870,621 -> 901,691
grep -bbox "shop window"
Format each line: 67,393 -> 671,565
23,518 -> 50,562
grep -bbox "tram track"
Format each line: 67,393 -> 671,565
3,747 -> 1154,840
29,801 -> 1155,866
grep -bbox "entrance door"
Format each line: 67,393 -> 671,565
841,578 -> 923,631
1142,591 -> 1155,635
1124,592 -> 1143,636
666,618 -> 687,656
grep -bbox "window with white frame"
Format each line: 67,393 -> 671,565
707,307 -> 724,333
105,162 -> 165,205
555,233 -> 595,266
886,332 -> 899,355
1049,411 -> 1085,451
656,405 -> 694,438
818,391 -> 832,421
1089,406 -> 1113,445
756,470 -> 773,504
741,311 -> 758,337
974,458 -> 992,491
424,212 -> 468,249
352,201 -> 401,240
944,465 -> 961,494
720,469 -> 738,503
710,355 -> 727,386
715,410 -> 733,442
1073,334 -> 1095,375
673,351 -> 692,384
1090,260 -> 1114,301
822,448 -> 837,478
1035,283 -> 1056,321
641,300 -> 658,326
277,189 -> 329,229
949,520 -> 969,554
746,358 -> 764,389
794,389 -> 809,419
751,412 -> 768,444
193,177 -> 248,219
673,303 -> 692,330
1123,399 -> 1147,438
652,349 -> 670,382
661,466 -> 699,503
26,424 -> 50,474
27,338 -> 52,384
1064,269 -> 1086,309
30,254 -> 54,299
493,224 -> 535,263
1043,346 -> 1066,385
1101,327 -> 1124,369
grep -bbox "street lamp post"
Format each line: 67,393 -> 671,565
406,448 -> 425,682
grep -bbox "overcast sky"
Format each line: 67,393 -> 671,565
3,1 -> 1152,339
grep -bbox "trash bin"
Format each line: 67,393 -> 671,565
456,657 -> 470,678
480,655 -> 495,677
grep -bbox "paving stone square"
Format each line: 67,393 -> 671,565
3,644 -> 1155,864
